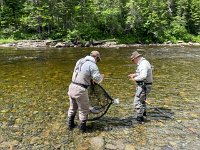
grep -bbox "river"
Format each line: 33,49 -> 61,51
0,46 -> 200,150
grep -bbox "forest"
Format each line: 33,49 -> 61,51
0,0 -> 200,44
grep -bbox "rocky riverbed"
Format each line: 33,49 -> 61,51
0,45 -> 200,150
0,40 -> 200,49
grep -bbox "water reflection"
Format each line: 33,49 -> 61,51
0,46 -> 200,149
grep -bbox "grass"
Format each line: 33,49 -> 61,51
192,35 -> 200,43
0,38 -> 16,44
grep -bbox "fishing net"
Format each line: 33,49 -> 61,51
87,83 -> 115,121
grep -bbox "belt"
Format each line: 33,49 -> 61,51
146,82 -> 152,85
136,81 -> 152,86
72,81 -> 89,89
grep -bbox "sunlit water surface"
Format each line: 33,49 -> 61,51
0,46 -> 200,149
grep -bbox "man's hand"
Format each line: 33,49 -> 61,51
101,74 -> 104,80
91,79 -> 96,85
128,73 -> 136,79
99,74 -> 104,83
128,73 -> 137,82
128,73 -> 136,78
145,100 -> 150,105
129,77 -> 136,82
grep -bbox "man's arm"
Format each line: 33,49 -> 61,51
90,64 -> 103,84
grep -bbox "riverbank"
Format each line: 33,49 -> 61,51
0,40 -> 200,49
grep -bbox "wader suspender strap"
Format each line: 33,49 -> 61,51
74,58 -> 86,80
72,59 -> 88,88
137,84 -> 147,98
143,85 -> 147,100
72,58 -> 95,88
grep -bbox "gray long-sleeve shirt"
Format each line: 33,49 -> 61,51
72,56 -> 102,86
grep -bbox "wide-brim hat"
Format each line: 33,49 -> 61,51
90,51 -> 101,61
131,51 -> 142,60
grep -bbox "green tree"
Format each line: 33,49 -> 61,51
190,0 -> 200,34
0,0 -> 199,42
126,0 -> 170,43
0,0 -> 26,38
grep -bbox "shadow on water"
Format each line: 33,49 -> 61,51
85,106 -> 174,132
148,107 -> 175,119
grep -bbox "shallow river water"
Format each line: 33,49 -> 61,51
0,46 -> 200,150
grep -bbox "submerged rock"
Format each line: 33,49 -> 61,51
124,144 -> 136,150
161,145 -> 173,150
105,143 -> 117,149
89,136 -> 104,150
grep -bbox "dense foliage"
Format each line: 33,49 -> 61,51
0,0 -> 200,43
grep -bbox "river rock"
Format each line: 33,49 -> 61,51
76,141 -> 90,150
0,135 -> 4,143
161,145 -> 173,150
85,41 -> 91,47
54,42 -> 66,48
114,139 -> 125,149
105,143 -> 117,149
0,140 -> 18,149
30,137 -> 42,145
89,136 -> 104,150
124,144 -> 136,150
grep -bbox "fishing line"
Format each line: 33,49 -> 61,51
148,102 -> 200,138
112,101 -> 200,138
111,100 -> 200,138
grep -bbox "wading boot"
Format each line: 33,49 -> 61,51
136,116 -> 144,124
68,115 -> 76,130
79,120 -> 87,133
143,111 -> 147,117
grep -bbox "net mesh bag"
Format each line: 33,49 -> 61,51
87,83 -> 114,121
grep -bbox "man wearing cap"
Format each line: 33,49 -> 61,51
128,51 -> 153,124
67,51 -> 104,132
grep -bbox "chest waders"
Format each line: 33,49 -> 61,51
136,81 -> 147,99
68,59 -> 90,132
72,59 -> 90,88
136,81 -> 152,119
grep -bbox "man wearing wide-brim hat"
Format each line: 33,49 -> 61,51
128,51 -> 153,124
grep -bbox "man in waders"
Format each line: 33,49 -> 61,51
67,51 -> 104,132
128,51 -> 153,124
